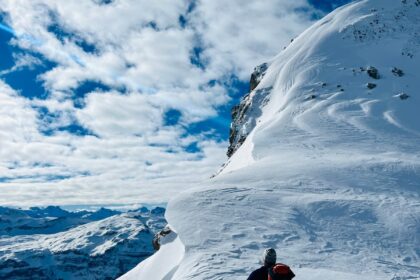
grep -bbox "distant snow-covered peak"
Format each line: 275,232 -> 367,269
0,209 -> 167,279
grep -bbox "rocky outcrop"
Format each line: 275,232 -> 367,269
366,82 -> 377,89
227,63 -> 271,157
152,226 -> 172,251
249,63 -> 268,91
367,66 -> 380,79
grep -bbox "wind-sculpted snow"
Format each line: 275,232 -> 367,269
123,0 -> 420,279
167,173 -> 419,279
223,0 -> 420,174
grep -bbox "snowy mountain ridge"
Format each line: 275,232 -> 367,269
0,206 -> 167,279
0,206 -> 120,236
223,0 -> 420,174
226,0 -> 420,166
122,0 -> 420,279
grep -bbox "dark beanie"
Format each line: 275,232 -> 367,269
263,248 -> 277,266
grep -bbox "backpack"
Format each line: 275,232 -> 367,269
268,263 -> 295,280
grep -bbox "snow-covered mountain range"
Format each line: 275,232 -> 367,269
0,206 -> 166,279
0,206 -> 120,236
122,0 -> 420,279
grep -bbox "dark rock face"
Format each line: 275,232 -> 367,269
227,99 -> 251,158
249,63 -> 268,91
152,226 -> 172,251
367,66 -> 380,79
227,63 -> 272,157
367,82 -> 377,89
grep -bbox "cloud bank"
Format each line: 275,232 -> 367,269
0,0 -> 326,206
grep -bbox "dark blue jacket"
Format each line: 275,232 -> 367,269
247,266 -> 269,280
248,264 -> 295,280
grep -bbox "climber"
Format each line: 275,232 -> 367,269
247,248 -> 295,280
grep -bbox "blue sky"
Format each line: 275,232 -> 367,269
0,0 -> 352,206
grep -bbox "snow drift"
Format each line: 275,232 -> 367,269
122,0 -> 420,279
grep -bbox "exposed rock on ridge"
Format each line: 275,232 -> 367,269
152,226 -> 172,251
249,63 -> 268,91
227,63 -> 271,157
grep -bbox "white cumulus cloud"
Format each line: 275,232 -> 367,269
0,0 -> 323,206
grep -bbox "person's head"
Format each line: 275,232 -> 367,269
262,248 -> 277,267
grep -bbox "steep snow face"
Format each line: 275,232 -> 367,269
223,0 -> 420,173
124,0 -> 420,279
224,0 -> 420,172
0,210 -> 166,280
118,231 -> 185,280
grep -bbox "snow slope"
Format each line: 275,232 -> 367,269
122,0 -> 420,279
119,231 -> 185,280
